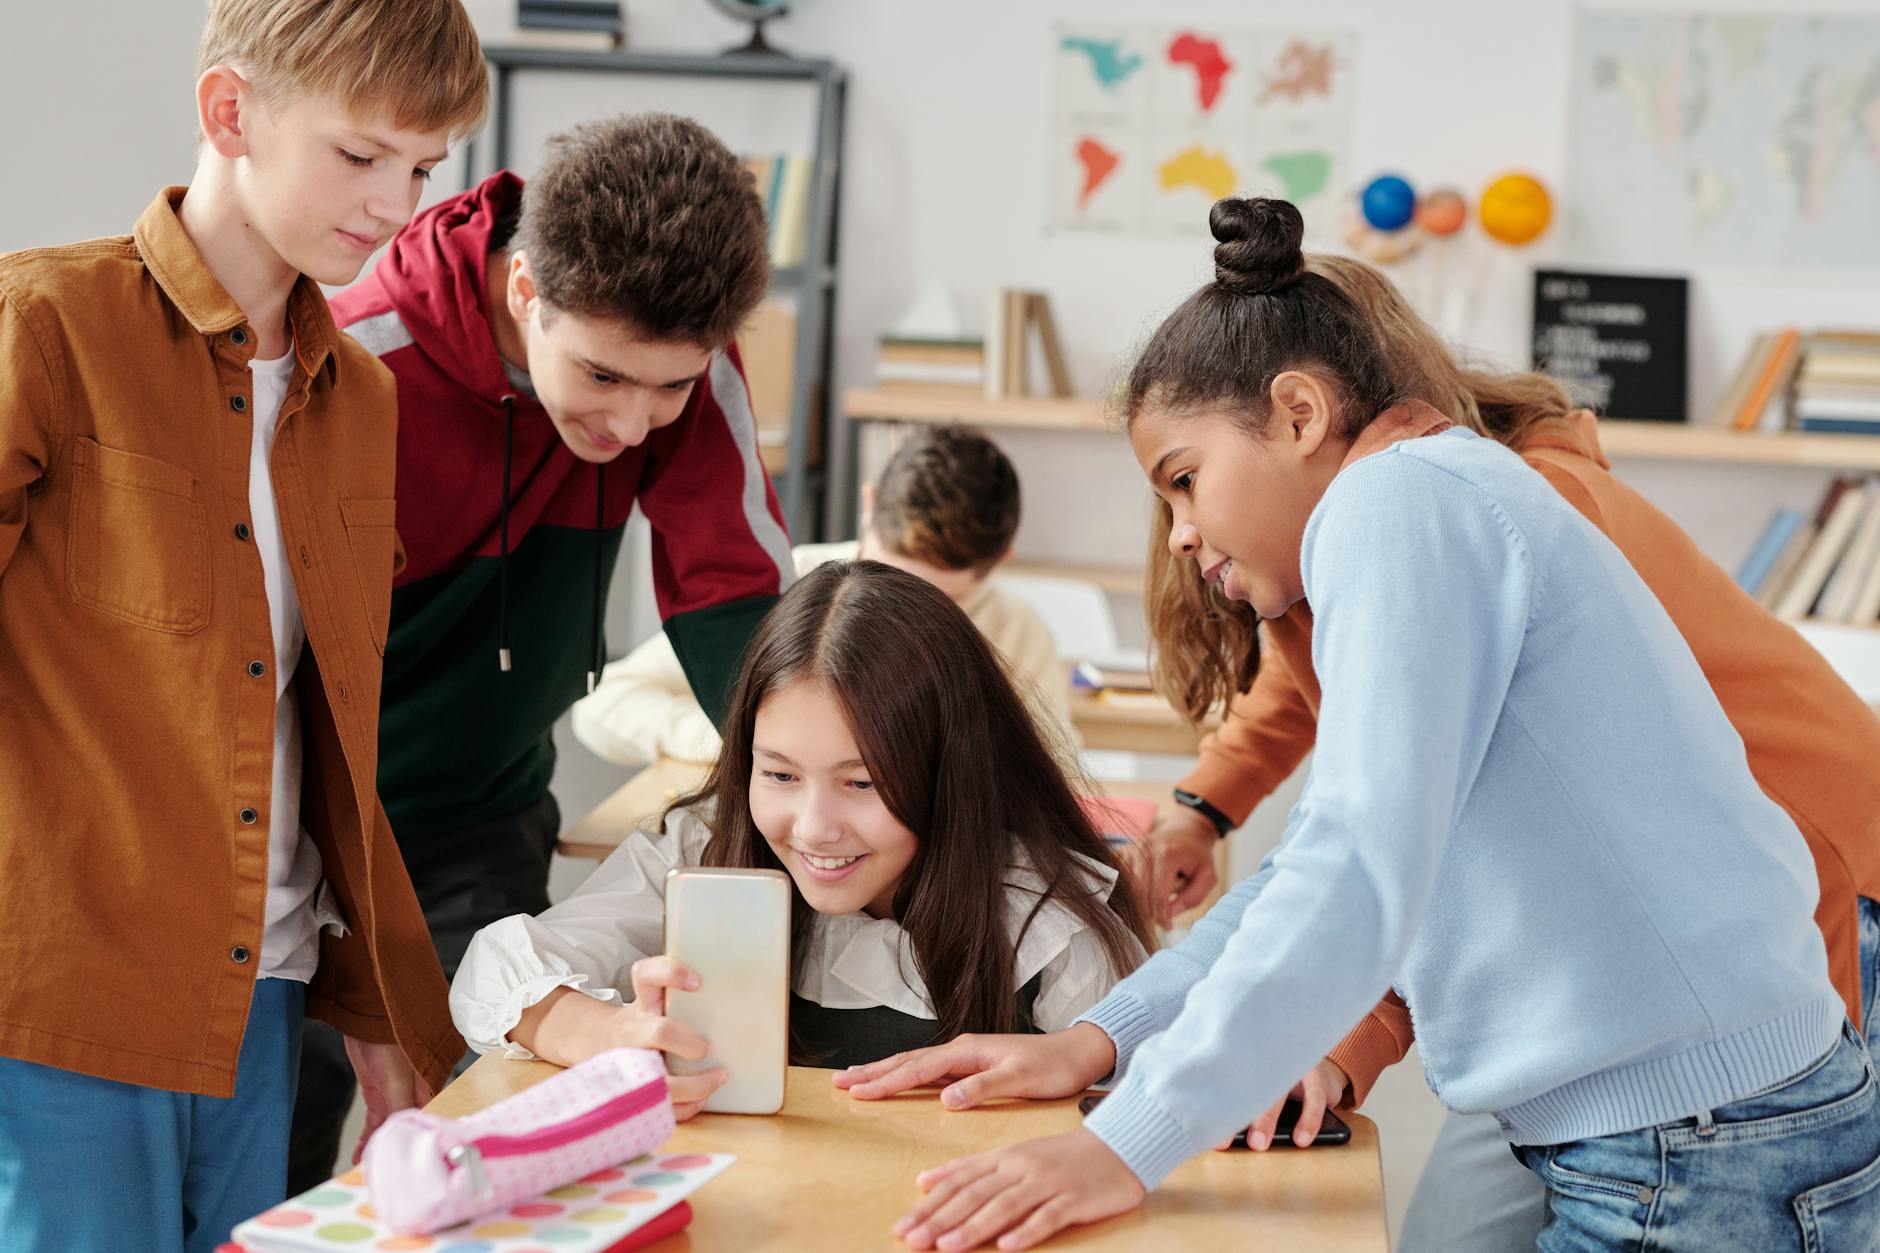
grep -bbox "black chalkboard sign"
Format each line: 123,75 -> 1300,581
1531,270 -> 1688,422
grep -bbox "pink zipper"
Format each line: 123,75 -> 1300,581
465,1076 -> 669,1160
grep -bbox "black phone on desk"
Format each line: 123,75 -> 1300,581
1077,1092 -> 1351,1148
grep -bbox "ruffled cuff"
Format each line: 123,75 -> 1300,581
449,918 -> 623,1057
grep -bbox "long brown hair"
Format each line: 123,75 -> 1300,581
682,560 -> 1154,1043
1135,200 -> 1582,721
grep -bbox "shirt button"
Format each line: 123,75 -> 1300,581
231,945 -> 250,964
239,807 -> 258,825
230,328 -> 248,346
230,395 -> 247,413
248,660 -> 266,678
234,522 -> 251,541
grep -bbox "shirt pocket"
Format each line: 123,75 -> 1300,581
66,436 -> 209,634
340,497 -> 398,656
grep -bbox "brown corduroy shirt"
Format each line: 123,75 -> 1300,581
0,187 -> 462,1098
1181,403 -> 1880,1108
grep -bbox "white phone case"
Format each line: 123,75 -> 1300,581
662,866 -> 791,1115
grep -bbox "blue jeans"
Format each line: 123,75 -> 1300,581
1401,896 -> 1880,1252
1514,1018 -> 1880,1251
0,977 -> 305,1253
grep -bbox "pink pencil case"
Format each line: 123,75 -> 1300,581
362,1047 -> 675,1236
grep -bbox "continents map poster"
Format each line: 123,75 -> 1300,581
1568,10 -> 1880,267
1049,24 -> 1357,237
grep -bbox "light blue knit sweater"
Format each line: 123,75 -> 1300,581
1082,428 -> 1839,1189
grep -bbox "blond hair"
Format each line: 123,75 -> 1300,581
199,0 -> 488,142
1145,250 -> 1582,721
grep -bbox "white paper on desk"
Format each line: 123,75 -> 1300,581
231,1152 -> 734,1252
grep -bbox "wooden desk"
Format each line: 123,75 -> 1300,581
1068,686 -> 1218,755
429,1057 -> 1387,1252
560,757 -> 709,859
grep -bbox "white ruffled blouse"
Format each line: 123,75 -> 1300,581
450,804 -> 1140,1059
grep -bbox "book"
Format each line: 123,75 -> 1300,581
1824,488 -> 1880,622
1734,508 -> 1805,595
1002,289 -> 1029,397
1707,332 -> 1771,428
1774,482 -> 1871,620
1072,659 -> 1155,693
1797,417 -> 1880,436
1027,293 -> 1074,397
1759,476 -> 1858,608
1850,526 -> 1880,625
878,339 -> 985,366
876,361 -> 985,386
983,288 -> 1009,401
229,1154 -> 732,1252
1733,327 -> 1799,430
770,155 -> 814,269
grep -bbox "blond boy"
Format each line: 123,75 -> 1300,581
0,3 -> 485,1248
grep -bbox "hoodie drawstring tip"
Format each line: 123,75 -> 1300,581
498,647 -> 512,673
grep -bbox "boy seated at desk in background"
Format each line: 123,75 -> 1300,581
572,424 -> 1076,764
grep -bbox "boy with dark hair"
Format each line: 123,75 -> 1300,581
0,2 -> 488,1247
291,112 -> 792,1187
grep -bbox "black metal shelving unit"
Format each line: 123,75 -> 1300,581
465,46 -> 847,540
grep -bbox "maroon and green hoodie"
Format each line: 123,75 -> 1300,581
331,172 -> 793,840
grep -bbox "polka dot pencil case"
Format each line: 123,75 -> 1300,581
363,1047 -> 678,1236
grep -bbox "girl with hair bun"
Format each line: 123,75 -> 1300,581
841,198 -> 1880,1251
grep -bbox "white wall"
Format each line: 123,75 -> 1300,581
12,1 -> 1878,570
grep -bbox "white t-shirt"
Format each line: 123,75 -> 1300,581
248,346 -> 336,981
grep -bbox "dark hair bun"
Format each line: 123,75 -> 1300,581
1210,197 -> 1305,297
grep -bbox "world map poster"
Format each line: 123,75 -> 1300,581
1049,24 -> 1358,237
1568,10 -> 1880,267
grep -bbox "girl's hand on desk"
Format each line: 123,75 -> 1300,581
835,1023 -> 1116,1109
894,1128 -> 1143,1251
618,956 -> 724,1120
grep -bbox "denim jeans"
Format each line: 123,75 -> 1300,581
0,978 -> 306,1253
1514,1017 -> 1880,1251
1401,896 -> 1880,1252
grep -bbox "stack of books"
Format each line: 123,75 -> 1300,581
1791,332 -> 1880,436
1736,475 -> 1880,625
740,153 -> 814,270
875,335 -> 986,388
1710,328 -> 1880,434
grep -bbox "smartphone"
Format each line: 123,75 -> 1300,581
662,867 -> 790,1115
1078,1092 -> 1351,1148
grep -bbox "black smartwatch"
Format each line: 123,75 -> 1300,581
1172,788 -> 1235,839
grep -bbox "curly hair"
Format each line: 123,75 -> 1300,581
514,113 -> 771,347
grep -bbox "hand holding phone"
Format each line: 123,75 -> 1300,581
663,867 -> 791,1115
1078,1092 -> 1351,1148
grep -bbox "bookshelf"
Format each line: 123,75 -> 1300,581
844,388 -> 1880,472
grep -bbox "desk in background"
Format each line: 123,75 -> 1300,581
429,1056 -> 1387,1252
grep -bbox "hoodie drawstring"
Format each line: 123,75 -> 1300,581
590,461 -> 605,694
498,393 -> 516,672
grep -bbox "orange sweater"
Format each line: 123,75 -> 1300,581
1180,409 -> 1880,1107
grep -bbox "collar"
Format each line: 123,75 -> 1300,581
1338,398 -> 1457,473
133,186 -> 343,387
807,852 -> 1122,1019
